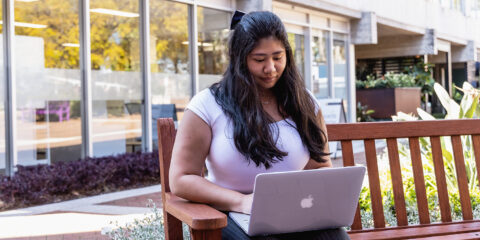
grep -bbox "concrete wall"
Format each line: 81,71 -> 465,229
286,0 -> 480,46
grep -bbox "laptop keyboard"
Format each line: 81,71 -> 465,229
230,212 -> 250,232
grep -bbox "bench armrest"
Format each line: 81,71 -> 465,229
164,192 -> 228,230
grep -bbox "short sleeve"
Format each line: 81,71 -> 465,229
185,89 -> 216,126
306,89 -> 321,115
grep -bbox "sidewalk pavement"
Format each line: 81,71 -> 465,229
0,185 -> 162,240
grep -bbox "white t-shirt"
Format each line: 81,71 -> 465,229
186,89 -> 316,194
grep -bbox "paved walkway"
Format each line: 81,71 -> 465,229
0,185 -> 162,240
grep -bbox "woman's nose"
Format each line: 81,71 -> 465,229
263,59 -> 276,74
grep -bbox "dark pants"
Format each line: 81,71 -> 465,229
222,214 -> 351,240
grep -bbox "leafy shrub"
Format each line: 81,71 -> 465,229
106,200 -> 191,240
356,73 -> 416,89
404,62 -> 435,96
0,151 -> 159,210
356,102 -> 375,122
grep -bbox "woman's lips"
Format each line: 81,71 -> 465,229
262,77 -> 276,82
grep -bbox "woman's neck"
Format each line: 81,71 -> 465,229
259,89 -> 275,104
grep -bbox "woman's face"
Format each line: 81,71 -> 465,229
247,36 -> 287,92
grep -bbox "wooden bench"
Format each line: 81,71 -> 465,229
329,119 -> 480,239
157,118 -> 480,240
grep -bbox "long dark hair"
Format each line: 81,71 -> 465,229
210,11 -> 329,169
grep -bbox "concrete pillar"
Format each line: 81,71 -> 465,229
446,51 -> 453,96
452,40 -> 477,62
347,43 -> 356,122
235,0 -> 272,12
350,12 -> 377,45
423,29 -> 437,55
466,61 -> 477,83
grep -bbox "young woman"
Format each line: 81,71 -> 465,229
169,11 -> 350,240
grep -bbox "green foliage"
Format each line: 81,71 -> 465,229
356,72 -> 416,89
404,62 -> 435,96
107,200 -> 191,240
356,102 -> 375,122
358,82 -> 480,228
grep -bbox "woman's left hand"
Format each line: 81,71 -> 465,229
239,193 -> 254,214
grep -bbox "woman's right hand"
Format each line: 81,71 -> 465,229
240,193 -> 254,214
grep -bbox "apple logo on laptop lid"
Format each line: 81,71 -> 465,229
300,195 -> 314,208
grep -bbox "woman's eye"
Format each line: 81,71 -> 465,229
273,57 -> 282,61
254,59 -> 264,62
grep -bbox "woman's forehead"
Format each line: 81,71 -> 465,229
249,37 -> 285,55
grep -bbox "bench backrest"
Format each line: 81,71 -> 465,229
327,119 -> 480,230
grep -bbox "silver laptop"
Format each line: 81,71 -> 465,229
229,166 -> 366,236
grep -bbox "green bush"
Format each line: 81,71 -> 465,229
356,102 -> 375,122
106,200 -> 191,240
356,73 -> 416,89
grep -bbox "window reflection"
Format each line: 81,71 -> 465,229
14,0 -> 81,167
197,7 -> 230,91
90,0 -> 142,156
333,33 -> 347,99
312,31 -> 329,98
288,32 -> 305,77
150,0 -> 189,148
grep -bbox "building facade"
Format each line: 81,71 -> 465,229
1,0 -> 479,175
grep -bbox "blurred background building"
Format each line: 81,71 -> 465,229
0,0 -> 479,176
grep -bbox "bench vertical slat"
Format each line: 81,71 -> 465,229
386,138 -> 408,226
341,140 -> 363,230
364,139 -> 386,228
158,118 -> 184,240
473,135 -> 480,194
431,136 -> 452,222
451,135 -> 473,220
408,137 -> 430,224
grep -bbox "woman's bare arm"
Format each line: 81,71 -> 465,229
169,110 -> 253,214
304,108 -> 332,170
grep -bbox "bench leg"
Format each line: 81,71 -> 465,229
190,229 -> 222,240
163,212 -> 183,240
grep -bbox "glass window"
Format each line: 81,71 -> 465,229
0,0 -> 4,174
288,32 -> 305,77
90,0 -> 141,156
150,0 -> 189,147
15,0 -> 81,166
312,31 -> 329,99
333,33 -> 347,99
197,7 -> 230,91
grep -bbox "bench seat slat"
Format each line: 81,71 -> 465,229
451,135 -> 473,220
364,139 -> 385,228
408,137 -> 430,224
386,138 -> 408,226
348,221 -> 480,240
411,231 -> 480,240
430,136 -> 452,222
341,140 -> 363,230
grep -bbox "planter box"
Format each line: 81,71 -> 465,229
356,87 -> 421,119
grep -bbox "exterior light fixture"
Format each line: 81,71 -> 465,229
0,20 -> 47,28
181,41 -> 213,47
90,8 -> 139,18
62,43 -> 80,48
